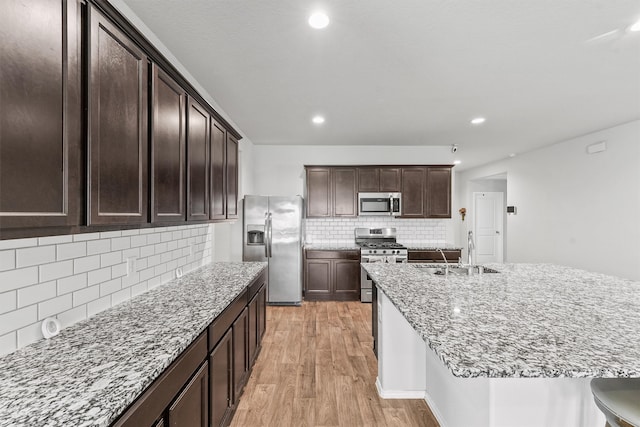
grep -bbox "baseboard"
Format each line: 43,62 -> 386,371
375,377 -> 426,399
424,391 -> 448,427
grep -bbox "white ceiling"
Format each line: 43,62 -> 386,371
122,0 -> 640,170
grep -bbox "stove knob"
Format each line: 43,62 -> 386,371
393,250 -> 397,254
373,250 -> 377,254
382,250 -> 387,254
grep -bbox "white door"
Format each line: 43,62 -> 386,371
473,192 -> 504,263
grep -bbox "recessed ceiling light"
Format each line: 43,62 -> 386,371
509,153 -> 517,158
470,117 -> 486,125
453,160 -> 461,165
630,19 -> 640,32
312,115 -> 325,125
308,12 -> 330,29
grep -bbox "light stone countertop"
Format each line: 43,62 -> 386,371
362,262 -> 640,379
304,244 -> 361,251
0,261 -> 267,427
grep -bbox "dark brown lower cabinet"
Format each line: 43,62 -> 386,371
304,250 -> 360,301
408,249 -> 462,263
111,270 -> 267,427
210,330 -> 233,427
167,361 -> 208,427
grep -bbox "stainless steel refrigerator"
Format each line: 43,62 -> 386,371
242,195 -> 304,305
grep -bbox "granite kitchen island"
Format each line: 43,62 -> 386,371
362,262 -> 640,427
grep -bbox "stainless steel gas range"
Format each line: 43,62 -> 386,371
356,228 -> 407,302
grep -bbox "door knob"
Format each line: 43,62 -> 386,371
496,231 -> 500,235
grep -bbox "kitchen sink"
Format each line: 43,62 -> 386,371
412,264 -> 499,275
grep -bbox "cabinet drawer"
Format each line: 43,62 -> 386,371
247,270 -> 267,301
208,289 -> 248,351
306,250 -> 360,260
408,250 -> 461,262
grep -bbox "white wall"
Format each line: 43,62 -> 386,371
455,120 -> 640,281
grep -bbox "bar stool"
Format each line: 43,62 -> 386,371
590,378 -> 640,427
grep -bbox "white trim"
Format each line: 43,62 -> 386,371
424,391 -> 449,427
375,377 -> 426,399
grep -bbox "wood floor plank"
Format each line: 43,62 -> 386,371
230,301 -> 439,427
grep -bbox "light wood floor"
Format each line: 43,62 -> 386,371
231,301 -> 439,427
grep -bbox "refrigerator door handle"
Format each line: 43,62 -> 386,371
264,213 -> 269,258
267,213 -> 273,258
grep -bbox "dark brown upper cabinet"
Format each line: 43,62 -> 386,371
401,167 -> 427,218
426,166 -> 452,218
87,5 -> 149,225
306,167 -> 332,217
210,121 -> 226,220
0,0 -> 82,230
357,167 -> 401,192
379,168 -> 402,192
187,99 -> 210,221
332,168 -> 358,217
226,134 -> 239,220
151,65 -> 186,223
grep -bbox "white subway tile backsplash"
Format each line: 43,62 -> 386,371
0,306 -> 38,336
56,242 -> 87,261
16,246 -> 56,268
99,278 -> 122,297
130,235 -> 147,248
73,255 -> 101,274
111,237 -> 131,251
87,296 -> 111,317
57,273 -> 87,295
100,251 -> 122,268
57,305 -> 87,328
73,232 -> 101,242
87,267 -> 111,286
100,230 -> 122,239
39,260 -> 73,282
111,263 -> 127,279
39,294 -> 72,319
0,224 -> 212,354
130,282 -> 147,297
0,250 -> 16,271
111,288 -> 131,306
17,321 -> 43,348
87,239 -> 111,255
38,235 -> 72,246
17,281 -> 56,308
0,291 -> 17,314
0,332 -> 16,356
0,238 -> 38,250
0,267 -> 39,293
73,285 -> 100,306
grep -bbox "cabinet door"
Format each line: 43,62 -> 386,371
151,65 -> 186,223
306,168 -> 332,217
210,121 -> 226,220
210,330 -> 233,427
167,362 -> 208,427
379,168 -> 401,192
426,167 -> 452,218
248,294 -> 259,365
257,285 -> 267,342
357,168 -> 379,192
334,260 -> 360,301
0,0 -> 82,230
332,168 -> 358,217
401,167 -> 426,218
187,99 -> 210,221
232,308 -> 248,402
305,259 -> 332,300
226,134 -> 239,219
87,6 -> 149,225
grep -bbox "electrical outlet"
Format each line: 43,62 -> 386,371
126,257 -> 137,276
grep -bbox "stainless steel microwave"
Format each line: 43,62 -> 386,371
358,193 -> 402,216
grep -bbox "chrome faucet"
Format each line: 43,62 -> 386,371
467,231 -> 475,266
437,248 -> 449,275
